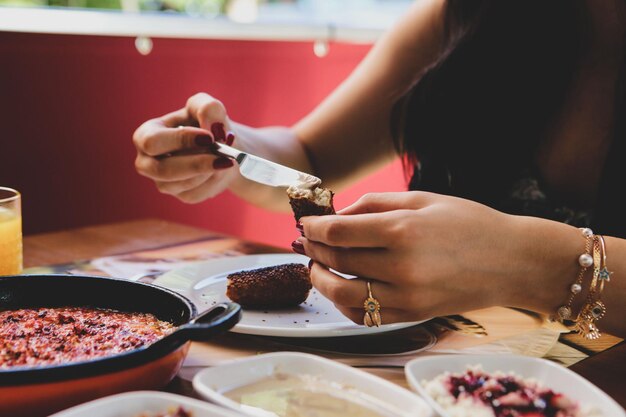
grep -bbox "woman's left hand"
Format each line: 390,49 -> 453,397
296,191 -> 535,324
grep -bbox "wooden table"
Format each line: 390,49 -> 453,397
23,218 -> 626,407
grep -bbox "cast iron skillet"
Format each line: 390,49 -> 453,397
0,274 -> 242,416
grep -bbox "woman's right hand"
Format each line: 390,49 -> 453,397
133,93 -> 240,204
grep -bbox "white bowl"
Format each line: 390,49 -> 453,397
49,391 -> 245,417
193,351 -> 433,417
405,354 -> 625,417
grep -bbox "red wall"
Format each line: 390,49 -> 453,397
0,31 -> 406,248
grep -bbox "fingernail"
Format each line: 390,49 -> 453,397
291,240 -> 306,255
226,132 -> 235,146
308,259 -> 314,269
213,157 -> 234,170
211,122 -> 226,142
195,134 -> 214,146
296,221 -> 304,237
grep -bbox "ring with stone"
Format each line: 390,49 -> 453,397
363,281 -> 382,327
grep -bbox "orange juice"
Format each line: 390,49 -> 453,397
0,208 -> 22,275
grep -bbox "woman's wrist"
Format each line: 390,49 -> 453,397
502,215 -> 584,315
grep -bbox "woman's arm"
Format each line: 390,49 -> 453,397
292,0 -> 446,192
296,192 -> 626,338
133,0 -> 446,211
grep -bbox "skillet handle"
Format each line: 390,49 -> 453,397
178,302 -> 242,341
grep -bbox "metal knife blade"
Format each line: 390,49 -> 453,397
213,142 -> 321,188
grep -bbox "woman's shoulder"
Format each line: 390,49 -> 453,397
374,0 -> 447,82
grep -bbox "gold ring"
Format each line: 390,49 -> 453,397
363,281 -> 382,327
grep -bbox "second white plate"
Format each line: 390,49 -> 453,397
405,354 -> 625,417
193,352 -> 433,417
154,253 -> 426,338
49,391 -> 244,417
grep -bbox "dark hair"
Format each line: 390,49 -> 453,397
392,0 -> 586,199
392,0 -> 626,236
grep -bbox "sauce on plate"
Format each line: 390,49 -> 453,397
224,373 -> 397,417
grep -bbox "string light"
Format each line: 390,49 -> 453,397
135,36 -> 153,56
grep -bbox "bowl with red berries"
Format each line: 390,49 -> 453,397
405,355 -> 624,417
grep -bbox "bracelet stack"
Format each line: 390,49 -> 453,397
554,228 -> 613,340
574,235 -> 613,340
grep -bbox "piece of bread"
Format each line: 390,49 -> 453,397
226,263 -> 312,309
287,185 -> 335,222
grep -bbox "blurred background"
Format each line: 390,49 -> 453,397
0,0 -> 410,248
0,0 -> 407,22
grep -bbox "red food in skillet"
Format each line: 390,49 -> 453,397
0,307 -> 174,368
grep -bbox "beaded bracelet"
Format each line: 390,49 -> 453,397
554,228 -> 594,322
575,235 -> 612,340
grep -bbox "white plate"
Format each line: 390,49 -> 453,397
193,351 -> 433,417
154,253 -> 426,338
49,391 -> 244,417
405,354 -> 625,417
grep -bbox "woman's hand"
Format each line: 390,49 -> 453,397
296,191 -> 560,324
133,93 -> 239,204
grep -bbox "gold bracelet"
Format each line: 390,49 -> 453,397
554,228 -> 594,322
597,235 -> 612,291
574,235 -> 612,340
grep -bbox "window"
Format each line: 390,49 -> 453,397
0,0 -> 411,22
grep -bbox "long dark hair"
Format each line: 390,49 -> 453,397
392,0 -> 626,236
393,0 -> 586,198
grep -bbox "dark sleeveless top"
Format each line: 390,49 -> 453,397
409,165 -> 593,227
407,125 -> 626,238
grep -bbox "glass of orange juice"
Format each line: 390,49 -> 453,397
0,187 -> 22,275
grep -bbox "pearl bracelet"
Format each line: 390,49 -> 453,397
575,235 -> 612,340
554,227 -> 594,322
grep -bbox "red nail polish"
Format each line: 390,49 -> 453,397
213,157 -> 234,170
296,221 -> 304,236
211,122 -> 226,142
291,240 -> 306,255
226,132 -> 235,146
195,134 -> 214,146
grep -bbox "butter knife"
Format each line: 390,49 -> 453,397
212,142 -> 321,188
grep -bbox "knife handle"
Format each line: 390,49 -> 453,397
213,143 -> 247,165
